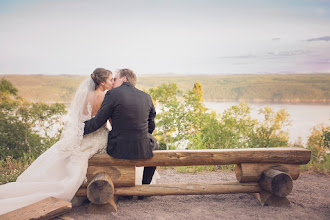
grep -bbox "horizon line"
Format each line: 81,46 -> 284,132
1,72 -> 330,77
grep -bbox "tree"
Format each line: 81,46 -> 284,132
307,124 -> 330,163
303,123 -> 330,173
149,83 -> 183,150
189,103 -> 257,149
149,82 -> 291,151
248,107 -> 290,148
0,78 -> 66,159
183,82 -> 207,131
149,82 -> 207,150
189,103 -> 290,150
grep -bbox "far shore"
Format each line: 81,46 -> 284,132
43,100 -> 330,106
2,73 -> 329,105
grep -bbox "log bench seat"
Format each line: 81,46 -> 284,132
75,147 -> 311,213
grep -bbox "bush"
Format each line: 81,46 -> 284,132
0,78 -> 66,183
302,124 -> 330,174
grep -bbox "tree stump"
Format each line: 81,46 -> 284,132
259,169 -> 293,197
87,172 -> 117,214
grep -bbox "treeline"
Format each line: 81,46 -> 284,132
1,73 -> 330,103
141,74 -> 330,103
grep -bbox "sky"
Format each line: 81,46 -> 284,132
0,0 -> 330,75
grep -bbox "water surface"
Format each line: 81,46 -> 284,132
204,102 -> 330,145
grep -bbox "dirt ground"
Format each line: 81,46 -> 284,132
68,169 -> 330,220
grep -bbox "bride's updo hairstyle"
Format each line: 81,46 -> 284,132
91,68 -> 112,89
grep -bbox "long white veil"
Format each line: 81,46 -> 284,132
16,77 -> 95,181
59,77 -> 95,152
0,77 -> 97,215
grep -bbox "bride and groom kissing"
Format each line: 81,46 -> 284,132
0,68 -> 160,215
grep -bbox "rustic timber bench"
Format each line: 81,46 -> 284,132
75,147 -> 311,213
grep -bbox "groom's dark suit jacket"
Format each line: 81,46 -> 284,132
84,82 -> 159,159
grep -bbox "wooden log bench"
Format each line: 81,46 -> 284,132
75,147 -> 311,213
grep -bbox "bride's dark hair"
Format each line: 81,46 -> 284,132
91,68 -> 112,89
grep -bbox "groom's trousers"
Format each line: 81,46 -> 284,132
142,134 -> 159,184
142,166 -> 156,184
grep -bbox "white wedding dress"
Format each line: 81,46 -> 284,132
0,78 -> 159,215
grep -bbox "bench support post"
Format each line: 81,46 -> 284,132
87,172 -> 117,214
251,190 -> 291,207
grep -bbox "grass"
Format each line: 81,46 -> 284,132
0,155 -> 35,184
301,155 -> 330,174
175,165 -> 236,173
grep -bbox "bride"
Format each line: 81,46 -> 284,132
0,68 -> 156,215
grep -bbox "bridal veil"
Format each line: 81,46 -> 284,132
0,78 -> 100,215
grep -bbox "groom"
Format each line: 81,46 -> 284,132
84,68 -> 159,185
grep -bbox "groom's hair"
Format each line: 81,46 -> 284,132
118,69 -> 137,86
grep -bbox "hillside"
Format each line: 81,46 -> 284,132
1,74 -> 329,104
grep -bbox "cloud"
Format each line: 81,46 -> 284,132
218,55 -> 256,59
272,37 -> 281,41
306,36 -> 330,42
266,50 -> 308,57
314,58 -> 330,64
218,49 -> 309,62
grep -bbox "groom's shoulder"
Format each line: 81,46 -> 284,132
135,87 -> 152,98
106,85 -> 151,99
103,87 -> 121,101
106,86 -> 123,95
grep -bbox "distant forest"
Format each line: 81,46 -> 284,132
1,74 -> 329,104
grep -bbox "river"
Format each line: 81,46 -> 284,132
204,102 -> 330,146
58,102 -> 329,146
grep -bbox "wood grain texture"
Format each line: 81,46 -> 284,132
0,197 -> 72,220
114,182 -> 261,196
87,172 -> 114,205
235,163 -> 300,182
88,148 -> 311,167
82,165 -> 135,188
259,169 -> 293,197
75,188 -> 87,197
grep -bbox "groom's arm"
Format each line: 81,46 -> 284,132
148,95 -> 156,134
84,91 -> 114,135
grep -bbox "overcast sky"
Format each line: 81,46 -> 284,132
0,0 -> 329,75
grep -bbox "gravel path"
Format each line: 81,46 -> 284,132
68,169 -> 330,220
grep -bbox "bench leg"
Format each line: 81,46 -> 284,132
71,196 -> 87,207
251,190 -> 290,207
87,197 -> 117,214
